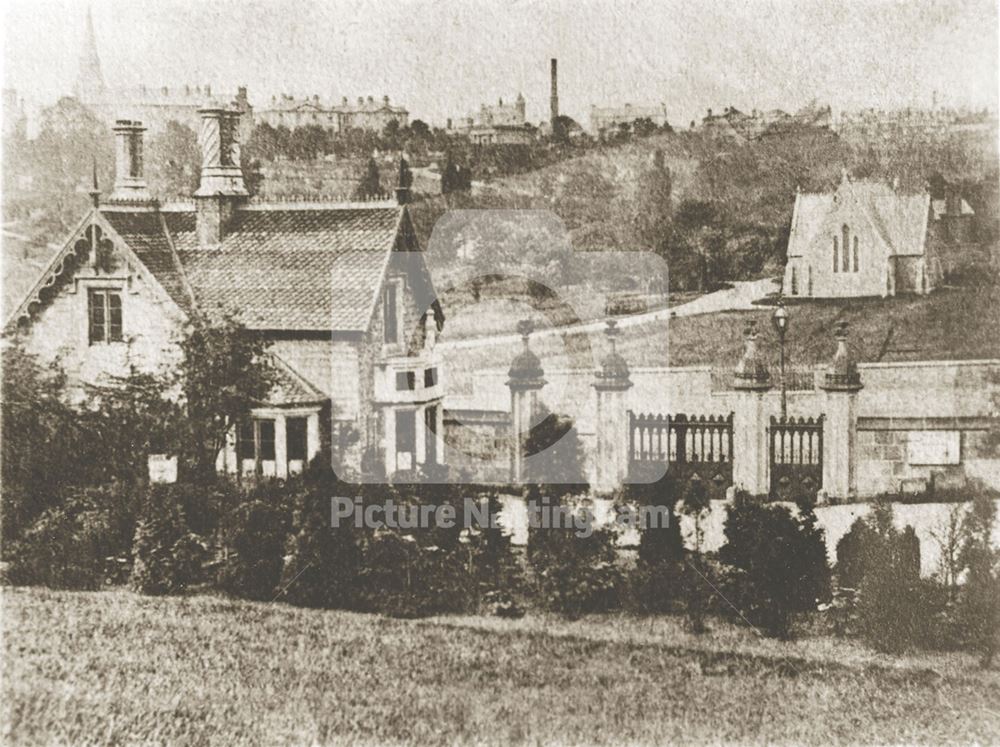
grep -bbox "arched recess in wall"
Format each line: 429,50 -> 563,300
842,224 -> 850,272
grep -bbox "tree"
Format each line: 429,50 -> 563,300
677,478 -> 712,633
17,96 -> 114,241
219,494 -> 288,601
550,115 -> 579,144
630,475 -> 685,613
146,120 -> 200,196
856,501 -> 927,652
355,157 -> 382,199
958,492 -> 1000,667
719,493 -> 831,638
179,311 -> 276,483
130,484 -> 206,596
79,367 -> 182,488
632,118 -> 657,138
409,119 -> 431,139
633,149 -> 673,255
1,344 -> 77,540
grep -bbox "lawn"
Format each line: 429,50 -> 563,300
4,587 -> 1000,745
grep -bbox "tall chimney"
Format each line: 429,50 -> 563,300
108,119 -> 152,203
195,108 -> 247,247
550,58 -> 559,126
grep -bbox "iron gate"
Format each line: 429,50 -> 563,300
629,412 -> 734,499
768,415 -> 823,503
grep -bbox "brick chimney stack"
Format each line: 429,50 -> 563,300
108,120 -> 152,204
550,58 -> 559,126
195,108 -> 247,247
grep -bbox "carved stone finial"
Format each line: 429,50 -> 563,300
594,319 -> 631,390
508,318 -> 545,389
733,319 -> 771,391
88,155 -> 101,208
821,321 -> 862,391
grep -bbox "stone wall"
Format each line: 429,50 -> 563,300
446,358 -> 1000,494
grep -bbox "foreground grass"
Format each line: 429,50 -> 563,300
4,587 -> 1000,745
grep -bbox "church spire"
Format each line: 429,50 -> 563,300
73,6 -> 105,103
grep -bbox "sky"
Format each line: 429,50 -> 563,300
2,0 -> 998,128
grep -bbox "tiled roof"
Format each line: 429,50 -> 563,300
267,351 -> 328,406
102,211 -> 195,312
101,204 -> 405,332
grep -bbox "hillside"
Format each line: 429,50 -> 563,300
411,124 -> 999,295
439,283 -> 1000,392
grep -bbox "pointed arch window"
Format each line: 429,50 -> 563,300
790,265 -> 798,295
842,225 -> 851,272
852,236 -> 859,272
833,236 -> 839,272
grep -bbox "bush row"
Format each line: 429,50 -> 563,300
5,470 -> 998,664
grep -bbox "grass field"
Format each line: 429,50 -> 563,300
5,587 -> 1000,745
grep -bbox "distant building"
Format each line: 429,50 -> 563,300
834,106 -> 998,141
72,8 -> 252,138
449,94 -> 534,146
782,172 -> 973,299
590,103 -> 668,136
254,94 -> 409,134
700,102 -> 831,140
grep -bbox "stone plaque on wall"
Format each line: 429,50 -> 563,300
907,431 -> 960,466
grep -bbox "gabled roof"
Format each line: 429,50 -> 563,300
787,177 -> 930,259
267,351 -> 328,406
101,211 -> 197,313
6,209 -> 187,329
8,199 -> 442,336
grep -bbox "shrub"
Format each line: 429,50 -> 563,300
355,480 -> 473,618
856,502 -> 928,652
5,490 -> 122,589
629,476 -> 684,613
956,493 -> 1000,666
130,484 -> 207,596
218,496 -> 287,601
837,511 -> 921,592
278,478 -> 361,609
357,525 -> 471,618
835,517 -> 872,589
676,479 -> 713,633
719,492 -> 831,638
465,490 -> 525,609
527,491 -> 623,618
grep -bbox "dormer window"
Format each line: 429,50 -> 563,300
88,289 -> 123,344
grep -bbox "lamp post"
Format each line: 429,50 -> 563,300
771,301 -> 790,419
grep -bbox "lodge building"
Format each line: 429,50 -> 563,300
6,110 -> 444,480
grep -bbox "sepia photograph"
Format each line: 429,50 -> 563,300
1,0 -> 999,744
